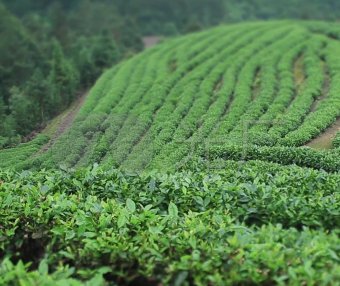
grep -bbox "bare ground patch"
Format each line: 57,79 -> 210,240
306,118 -> 340,149
294,55 -> 305,92
143,36 -> 162,49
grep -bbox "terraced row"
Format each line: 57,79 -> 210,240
1,21 -> 340,171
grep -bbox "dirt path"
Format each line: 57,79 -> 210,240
41,92 -> 88,152
143,36 -> 162,49
294,55 -> 305,92
306,118 -> 340,149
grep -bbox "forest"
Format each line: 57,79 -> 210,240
1,0 -> 340,147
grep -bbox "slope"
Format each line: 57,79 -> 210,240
1,21 -> 340,172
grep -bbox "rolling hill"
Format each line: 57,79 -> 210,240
0,21 -> 339,285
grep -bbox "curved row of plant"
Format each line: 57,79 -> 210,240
1,21 -> 340,171
139,24 -> 292,171
34,23 -> 252,170
0,135 -> 48,169
148,25 -> 302,170
280,38 -> 340,146
224,30 -> 307,142
99,25 -> 261,169
204,144 -> 340,172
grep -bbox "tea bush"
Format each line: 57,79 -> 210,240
0,163 -> 339,285
1,21 -> 340,171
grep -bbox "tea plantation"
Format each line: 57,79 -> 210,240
0,21 -> 339,285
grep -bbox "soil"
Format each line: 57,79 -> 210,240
143,36 -> 162,49
306,118 -> 340,149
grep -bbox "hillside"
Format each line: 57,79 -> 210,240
0,21 -> 339,285
1,21 -> 340,172
2,0 -> 340,148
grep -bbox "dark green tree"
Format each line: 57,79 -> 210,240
8,87 -> 36,135
92,31 -> 120,73
117,17 -> 144,53
72,36 -> 96,87
72,32 -> 120,87
48,40 -> 79,113
24,69 -> 51,123
163,22 -> 179,36
0,4 -> 42,104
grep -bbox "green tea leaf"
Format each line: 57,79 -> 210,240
168,202 -> 178,217
117,214 -> 127,228
38,259 -> 48,275
126,198 -> 136,213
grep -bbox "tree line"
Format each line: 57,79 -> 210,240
0,1 -> 142,147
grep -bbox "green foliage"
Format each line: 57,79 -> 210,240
0,135 -> 49,169
206,144 -> 340,173
0,4 -> 42,103
2,0 -> 340,146
1,8 -> 339,286
8,21 -> 336,172
0,163 -> 339,284
333,132 -> 340,148
72,32 -> 120,87
0,2 -> 125,144
2,0 -> 340,144
48,40 -> 80,112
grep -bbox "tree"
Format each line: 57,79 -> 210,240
8,87 -> 37,135
163,22 -> 179,36
72,32 -> 120,87
72,36 -> 96,87
92,31 -> 120,73
117,17 -> 144,53
24,69 -> 51,123
48,40 -> 79,113
0,4 -> 42,104
0,98 -> 6,140
184,17 -> 203,34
